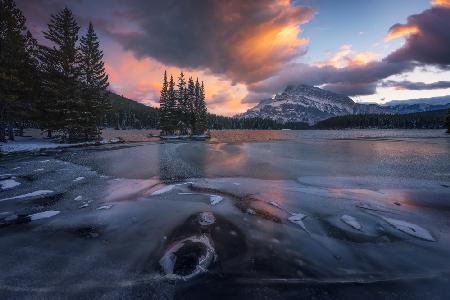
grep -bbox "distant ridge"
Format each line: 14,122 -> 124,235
383,95 -> 450,106
237,85 -> 450,124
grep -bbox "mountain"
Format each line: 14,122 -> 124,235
238,85 -> 387,124
238,85 -> 450,124
383,95 -> 450,106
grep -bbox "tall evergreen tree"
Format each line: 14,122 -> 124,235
167,75 -> 177,134
197,81 -> 208,134
41,7 -> 81,141
79,22 -> 110,140
176,72 -> 187,132
159,70 -> 169,134
186,77 -> 196,132
0,0 -> 36,141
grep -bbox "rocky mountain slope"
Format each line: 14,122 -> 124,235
238,85 -> 450,124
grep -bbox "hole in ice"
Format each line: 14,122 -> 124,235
159,235 -> 215,280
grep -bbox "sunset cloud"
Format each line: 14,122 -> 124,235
108,0 -> 315,84
384,25 -> 420,42
432,0 -> 450,8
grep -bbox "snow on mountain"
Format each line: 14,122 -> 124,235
237,85 -> 386,125
237,85 -> 450,124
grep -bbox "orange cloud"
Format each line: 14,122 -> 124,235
384,25 -> 420,42
104,50 -> 251,115
432,0 -> 450,8
316,45 -> 378,68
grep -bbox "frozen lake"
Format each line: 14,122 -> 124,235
1,129 -> 450,299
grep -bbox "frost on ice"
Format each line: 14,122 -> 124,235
29,210 -> 60,221
151,184 -> 175,195
0,190 -> 54,202
0,179 -> 21,190
381,216 -> 435,242
340,215 -> 362,231
209,195 -> 223,205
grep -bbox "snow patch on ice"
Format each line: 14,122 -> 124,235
381,216 -> 435,242
209,195 -> 223,205
0,190 -> 54,202
268,201 -> 282,209
34,168 -> 44,172
0,179 -> 21,190
97,204 -> 113,210
341,215 -> 362,231
73,176 -> 85,182
288,213 -> 307,231
29,210 -> 60,221
40,160 -> 50,163
151,184 -> 175,195
74,195 -> 83,201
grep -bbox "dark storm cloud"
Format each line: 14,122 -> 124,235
243,60 -> 413,102
107,0 -> 315,84
381,80 -> 450,90
386,6 -> 450,67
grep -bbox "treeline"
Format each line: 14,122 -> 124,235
0,0 -> 109,142
105,93 -> 159,129
159,71 -> 208,135
315,109 -> 448,129
208,114 -> 309,130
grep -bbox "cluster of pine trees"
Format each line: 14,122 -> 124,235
315,110 -> 448,129
159,71 -> 208,135
0,0 -> 109,142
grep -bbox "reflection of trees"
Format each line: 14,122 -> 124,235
158,142 -> 206,182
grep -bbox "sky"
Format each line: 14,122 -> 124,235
16,0 -> 450,115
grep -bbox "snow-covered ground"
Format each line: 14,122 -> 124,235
0,128 -> 125,154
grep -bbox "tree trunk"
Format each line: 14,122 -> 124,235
0,123 -> 6,143
47,129 -> 52,138
8,122 -> 14,141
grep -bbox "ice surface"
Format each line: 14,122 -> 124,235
151,184 -> 175,195
209,195 -> 223,205
34,168 -> 44,172
29,210 -> 60,221
288,213 -> 307,231
341,215 -> 362,230
380,216 -> 435,242
0,179 -> 21,190
0,190 -> 54,202
73,177 -> 85,182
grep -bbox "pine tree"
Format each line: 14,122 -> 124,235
167,75 -> 177,134
159,70 -> 169,134
186,77 -> 197,133
79,22 -> 110,141
176,72 -> 187,132
41,7 -> 81,141
0,0 -> 35,141
197,81 -> 208,134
